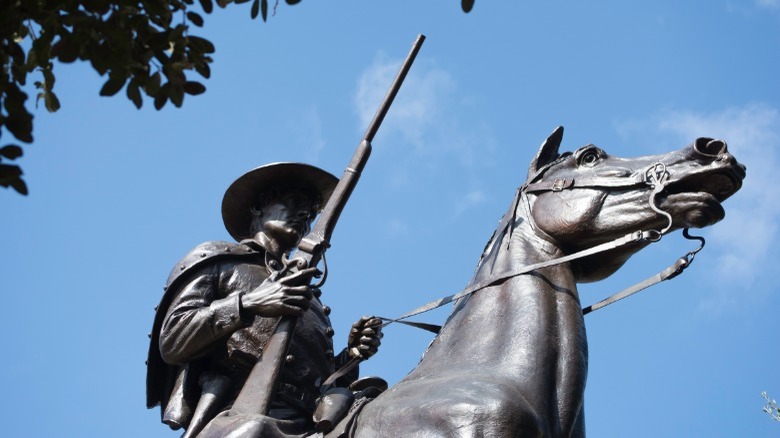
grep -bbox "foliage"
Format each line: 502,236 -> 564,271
0,0 -> 474,195
764,391 -> 780,422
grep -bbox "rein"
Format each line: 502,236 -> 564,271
384,161 -> 704,325
383,227 -> 704,326
323,162 -> 707,386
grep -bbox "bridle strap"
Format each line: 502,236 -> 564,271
380,161 -> 693,325
322,228 -> 702,387
325,162 -> 702,384
390,230 -> 661,323
524,174 -> 647,193
382,162 -> 681,325
582,257 -> 687,315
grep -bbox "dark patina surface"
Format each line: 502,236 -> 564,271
351,127 -> 745,437
148,125 -> 745,437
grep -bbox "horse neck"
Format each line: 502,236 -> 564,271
472,194 -> 569,283
405,195 -> 587,438
441,197 -> 581,355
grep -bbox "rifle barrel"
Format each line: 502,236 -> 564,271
363,34 -> 426,143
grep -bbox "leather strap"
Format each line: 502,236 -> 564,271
325,229 -> 703,392
524,174 -> 646,193
582,257 -> 688,315
394,230 -> 659,322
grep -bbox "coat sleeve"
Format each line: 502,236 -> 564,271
159,263 -> 253,365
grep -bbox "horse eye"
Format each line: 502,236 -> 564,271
579,150 -> 600,166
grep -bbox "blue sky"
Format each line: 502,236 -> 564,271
2,1 -> 779,436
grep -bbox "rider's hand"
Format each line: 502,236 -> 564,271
347,316 -> 383,360
240,267 -> 320,317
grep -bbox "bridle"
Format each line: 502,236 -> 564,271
384,159 -> 706,325
323,161 -> 707,385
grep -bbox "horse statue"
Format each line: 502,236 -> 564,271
350,126 -> 745,437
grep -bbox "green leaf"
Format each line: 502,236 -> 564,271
146,71 -> 162,95
4,85 -> 29,114
199,0 -> 214,13
188,36 -> 215,54
0,164 -> 22,181
250,0 -> 259,19
11,177 -> 28,195
170,84 -> 185,107
42,67 -> 56,90
0,164 -> 28,195
154,83 -> 171,110
153,49 -> 171,65
11,64 -> 27,86
461,0 -> 475,13
16,23 -> 29,40
183,81 -> 206,95
82,0 -> 110,14
261,0 -> 268,21
26,49 -> 38,70
127,81 -> 143,109
164,65 -> 186,85
51,38 -> 80,63
169,24 -> 187,42
44,91 -> 61,112
100,75 -> 127,96
5,118 -> 33,143
9,42 -> 25,65
194,61 -> 211,79
187,11 -> 204,26
0,145 -> 23,160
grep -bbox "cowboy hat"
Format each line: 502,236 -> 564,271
221,162 -> 338,241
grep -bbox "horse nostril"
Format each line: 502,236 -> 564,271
693,137 -> 728,157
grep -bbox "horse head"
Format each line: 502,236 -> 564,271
524,126 -> 746,282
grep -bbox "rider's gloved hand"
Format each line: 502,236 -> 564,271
240,267 -> 321,317
347,316 -> 383,359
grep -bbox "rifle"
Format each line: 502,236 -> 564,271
229,34 -> 425,416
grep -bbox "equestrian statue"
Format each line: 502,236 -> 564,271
146,34 -> 746,437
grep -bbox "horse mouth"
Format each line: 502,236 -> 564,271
662,168 -> 743,203
658,168 -> 743,227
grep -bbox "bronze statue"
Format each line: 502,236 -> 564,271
147,124 -> 744,437
350,127 -> 745,436
146,163 -> 384,437
145,31 -> 746,436
148,35 -> 425,438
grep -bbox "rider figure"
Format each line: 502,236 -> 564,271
146,163 -> 383,437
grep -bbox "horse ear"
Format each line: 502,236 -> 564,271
528,126 -> 564,178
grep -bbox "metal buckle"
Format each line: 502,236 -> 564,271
645,162 -> 669,187
551,179 -> 569,192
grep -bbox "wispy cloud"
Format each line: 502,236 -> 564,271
354,55 -> 456,151
755,0 -> 780,10
726,0 -> 780,14
454,189 -> 488,217
353,54 -> 496,217
384,218 -> 409,239
287,105 -> 326,164
618,103 -> 780,314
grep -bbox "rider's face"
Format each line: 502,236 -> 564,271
252,191 -> 315,249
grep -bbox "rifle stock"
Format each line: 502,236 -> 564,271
229,34 -> 425,417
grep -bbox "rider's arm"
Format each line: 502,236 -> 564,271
159,263 -> 253,365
